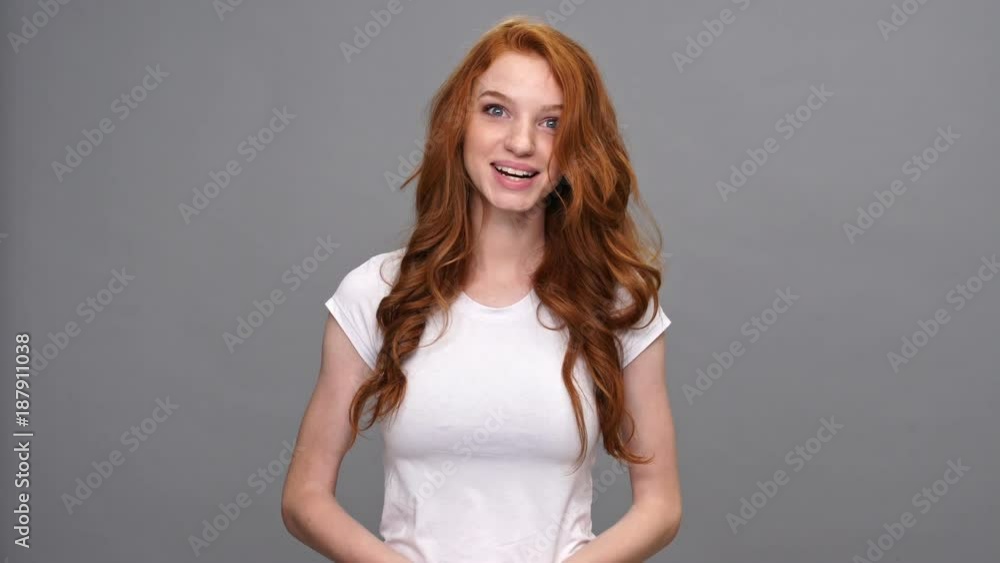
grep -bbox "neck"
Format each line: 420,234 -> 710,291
467,192 -> 546,283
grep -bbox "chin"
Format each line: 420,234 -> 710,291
482,184 -> 548,212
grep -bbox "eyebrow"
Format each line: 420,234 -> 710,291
477,89 -> 563,112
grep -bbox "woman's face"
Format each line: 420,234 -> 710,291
463,51 -> 563,213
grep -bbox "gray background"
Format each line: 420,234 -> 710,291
2,0 -> 998,562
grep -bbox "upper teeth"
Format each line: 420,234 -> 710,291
495,165 -> 535,178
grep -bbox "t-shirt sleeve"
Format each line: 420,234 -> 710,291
324,258 -> 382,371
618,294 -> 671,368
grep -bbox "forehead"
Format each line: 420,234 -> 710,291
475,51 -> 563,105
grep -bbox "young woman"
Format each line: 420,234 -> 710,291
282,16 -> 681,563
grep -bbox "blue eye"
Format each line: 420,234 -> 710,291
483,103 -> 558,130
484,104 -> 506,117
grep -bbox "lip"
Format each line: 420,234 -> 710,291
491,160 -> 539,174
491,164 -> 537,191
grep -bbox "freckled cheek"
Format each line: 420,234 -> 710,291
469,127 -> 504,152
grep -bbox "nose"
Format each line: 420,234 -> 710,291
503,119 -> 535,156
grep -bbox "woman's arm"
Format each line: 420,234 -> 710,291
281,313 -> 409,563
565,333 -> 682,563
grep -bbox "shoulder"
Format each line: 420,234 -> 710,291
336,246 -> 405,299
612,283 -> 648,315
613,282 -> 669,331
612,282 -> 671,367
326,248 -> 404,371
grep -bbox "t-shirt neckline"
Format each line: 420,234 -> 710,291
457,287 -> 537,316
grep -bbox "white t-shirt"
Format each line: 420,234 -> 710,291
325,248 -> 671,563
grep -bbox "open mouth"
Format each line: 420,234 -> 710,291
492,163 -> 539,179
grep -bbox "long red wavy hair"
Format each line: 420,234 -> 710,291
348,15 -> 667,472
